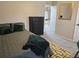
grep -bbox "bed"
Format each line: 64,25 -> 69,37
0,23 -> 52,58
0,23 -> 72,58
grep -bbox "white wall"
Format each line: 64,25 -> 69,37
0,1 -> 53,31
55,2 -> 78,39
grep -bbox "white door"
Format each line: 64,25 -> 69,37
73,7 -> 79,42
44,6 -> 57,36
49,6 -> 57,34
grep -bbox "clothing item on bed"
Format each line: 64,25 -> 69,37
22,34 -> 49,57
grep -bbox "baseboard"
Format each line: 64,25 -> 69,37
44,32 -> 77,43
54,33 -> 76,43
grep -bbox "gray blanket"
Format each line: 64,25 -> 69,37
0,30 -> 31,57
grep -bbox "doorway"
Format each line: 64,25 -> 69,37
44,5 -> 57,37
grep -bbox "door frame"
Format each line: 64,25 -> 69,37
73,7 -> 79,42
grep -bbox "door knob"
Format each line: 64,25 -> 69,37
77,24 -> 79,26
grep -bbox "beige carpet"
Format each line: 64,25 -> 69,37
49,41 -> 71,58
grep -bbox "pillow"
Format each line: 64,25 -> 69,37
0,23 -> 12,35
13,23 -> 25,32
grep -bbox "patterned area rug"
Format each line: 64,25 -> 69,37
49,42 -> 71,58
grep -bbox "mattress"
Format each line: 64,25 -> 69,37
0,30 -> 32,57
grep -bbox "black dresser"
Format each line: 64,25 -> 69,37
29,17 -> 44,35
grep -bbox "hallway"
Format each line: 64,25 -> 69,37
44,6 -> 57,37
43,4 -> 78,57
